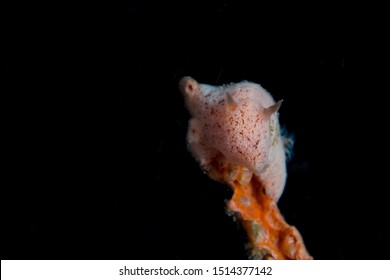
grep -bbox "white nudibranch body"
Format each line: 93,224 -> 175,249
179,76 -> 288,201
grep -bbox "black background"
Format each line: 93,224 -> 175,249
3,2 -> 387,260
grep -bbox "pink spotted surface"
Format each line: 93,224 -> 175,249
180,76 -> 287,201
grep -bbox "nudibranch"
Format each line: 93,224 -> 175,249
180,76 -> 312,260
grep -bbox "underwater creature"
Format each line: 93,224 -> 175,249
180,76 -> 311,259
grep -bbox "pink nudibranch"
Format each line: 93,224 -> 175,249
179,76 -> 287,201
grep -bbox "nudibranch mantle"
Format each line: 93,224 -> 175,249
180,76 -> 287,201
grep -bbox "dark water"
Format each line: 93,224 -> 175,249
4,2 -> 385,260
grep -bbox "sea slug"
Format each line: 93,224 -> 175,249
180,76 -> 311,259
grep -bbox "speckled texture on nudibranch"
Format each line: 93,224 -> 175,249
179,76 -> 288,201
